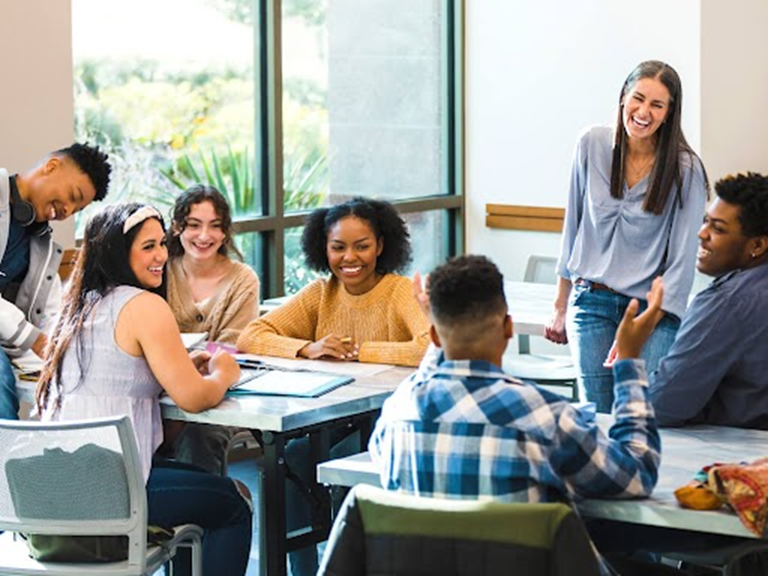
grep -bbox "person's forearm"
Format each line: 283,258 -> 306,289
553,277 -> 572,311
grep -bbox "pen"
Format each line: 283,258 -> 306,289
340,337 -> 352,344
236,358 -> 264,367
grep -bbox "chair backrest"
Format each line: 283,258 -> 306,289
0,416 -> 148,571
318,484 -> 600,576
520,255 -> 558,354
523,255 -> 558,285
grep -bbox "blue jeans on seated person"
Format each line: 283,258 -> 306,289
148,459 -> 253,576
285,428 -> 360,576
0,349 -> 19,420
566,282 -> 680,413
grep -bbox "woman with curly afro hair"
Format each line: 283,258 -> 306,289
237,197 -> 430,575
237,196 -> 429,368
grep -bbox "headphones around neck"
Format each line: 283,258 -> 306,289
9,175 -> 51,237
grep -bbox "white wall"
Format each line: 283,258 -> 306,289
0,0 -> 75,246
466,0 -> 703,280
700,0 -> 768,180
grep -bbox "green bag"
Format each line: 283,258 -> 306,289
6,443 -> 172,562
21,526 -> 174,562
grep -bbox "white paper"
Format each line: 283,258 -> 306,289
234,353 -> 391,377
181,332 -> 208,350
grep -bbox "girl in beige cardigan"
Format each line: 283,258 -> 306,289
166,185 -> 260,475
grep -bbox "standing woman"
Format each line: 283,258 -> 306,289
546,60 -> 708,413
36,203 -> 252,576
166,185 -> 260,474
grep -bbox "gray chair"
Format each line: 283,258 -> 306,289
0,416 -> 203,576
503,255 -> 579,401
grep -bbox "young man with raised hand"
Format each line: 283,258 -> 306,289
0,143 -> 111,419
370,254 -> 663,503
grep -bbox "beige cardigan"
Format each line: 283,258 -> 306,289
167,257 -> 260,344
236,274 -> 430,367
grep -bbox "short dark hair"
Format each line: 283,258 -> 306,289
300,196 -> 412,274
167,184 -> 242,260
715,172 -> 768,238
55,143 -> 112,201
429,255 -> 507,328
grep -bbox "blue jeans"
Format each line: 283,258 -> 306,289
147,460 -> 252,576
285,429 -> 360,576
0,349 -> 19,420
566,282 -> 680,413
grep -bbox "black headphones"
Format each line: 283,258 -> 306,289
9,175 -> 51,237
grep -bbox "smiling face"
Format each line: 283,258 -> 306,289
129,218 -> 168,289
696,198 -> 755,277
175,200 -> 226,263
24,156 -> 97,222
326,215 -> 384,295
621,77 -> 671,144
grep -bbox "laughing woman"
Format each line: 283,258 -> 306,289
545,60 -> 708,413
165,185 -> 260,475
36,203 -> 252,576
237,196 -> 429,367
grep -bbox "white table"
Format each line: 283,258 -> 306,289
318,420 -> 768,540
17,364 -> 412,576
163,362 -> 412,576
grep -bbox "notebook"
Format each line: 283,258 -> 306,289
228,366 -> 353,398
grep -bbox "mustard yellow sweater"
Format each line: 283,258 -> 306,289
236,274 -> 430,367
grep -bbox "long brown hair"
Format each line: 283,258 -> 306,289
610,60 -> 708,214
36,203 -> 166,413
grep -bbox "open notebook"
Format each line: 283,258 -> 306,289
228,366 -> 353,398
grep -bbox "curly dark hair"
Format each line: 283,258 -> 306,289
428,255 -> 507,327
55,143 -> 112,201
300,197 -> 412,274
167,184 -> 242,260
714,172 -> 768,238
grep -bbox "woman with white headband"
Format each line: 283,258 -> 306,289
36,202 -> 253,576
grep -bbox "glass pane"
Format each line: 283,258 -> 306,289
283,209 -> 449,295
72,0 -> 259,237
284,227 -> 323,295
282,0 -> 447,210
401,210 -> 449,276
233,231 -> 265,301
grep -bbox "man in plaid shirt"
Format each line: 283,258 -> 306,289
369,255 -> 662,503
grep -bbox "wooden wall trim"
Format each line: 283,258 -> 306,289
486,204 -> 565,232
59,248 -> 79,281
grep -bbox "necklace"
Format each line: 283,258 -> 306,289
625,153 -> 655,184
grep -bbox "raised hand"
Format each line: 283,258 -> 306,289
615,277 -> 665,361
412,272 -> 430,319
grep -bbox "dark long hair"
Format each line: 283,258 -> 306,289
166,184 -> 242,260
610,60 -> 708,214
36,203 -> 166,413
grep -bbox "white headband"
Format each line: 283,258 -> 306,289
123,206 -> 161,234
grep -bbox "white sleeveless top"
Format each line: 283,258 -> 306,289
42,286 -> 163,482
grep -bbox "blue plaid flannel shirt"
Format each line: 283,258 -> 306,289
369,345 -> 660,502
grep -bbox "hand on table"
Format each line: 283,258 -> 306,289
299,334 -> 359,361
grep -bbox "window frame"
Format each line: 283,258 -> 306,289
238,0 -> 465,298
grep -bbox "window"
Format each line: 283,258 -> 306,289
73,0 -> 463,297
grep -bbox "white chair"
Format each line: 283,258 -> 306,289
503,255 -> 579,401
0,416 -> 203,576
